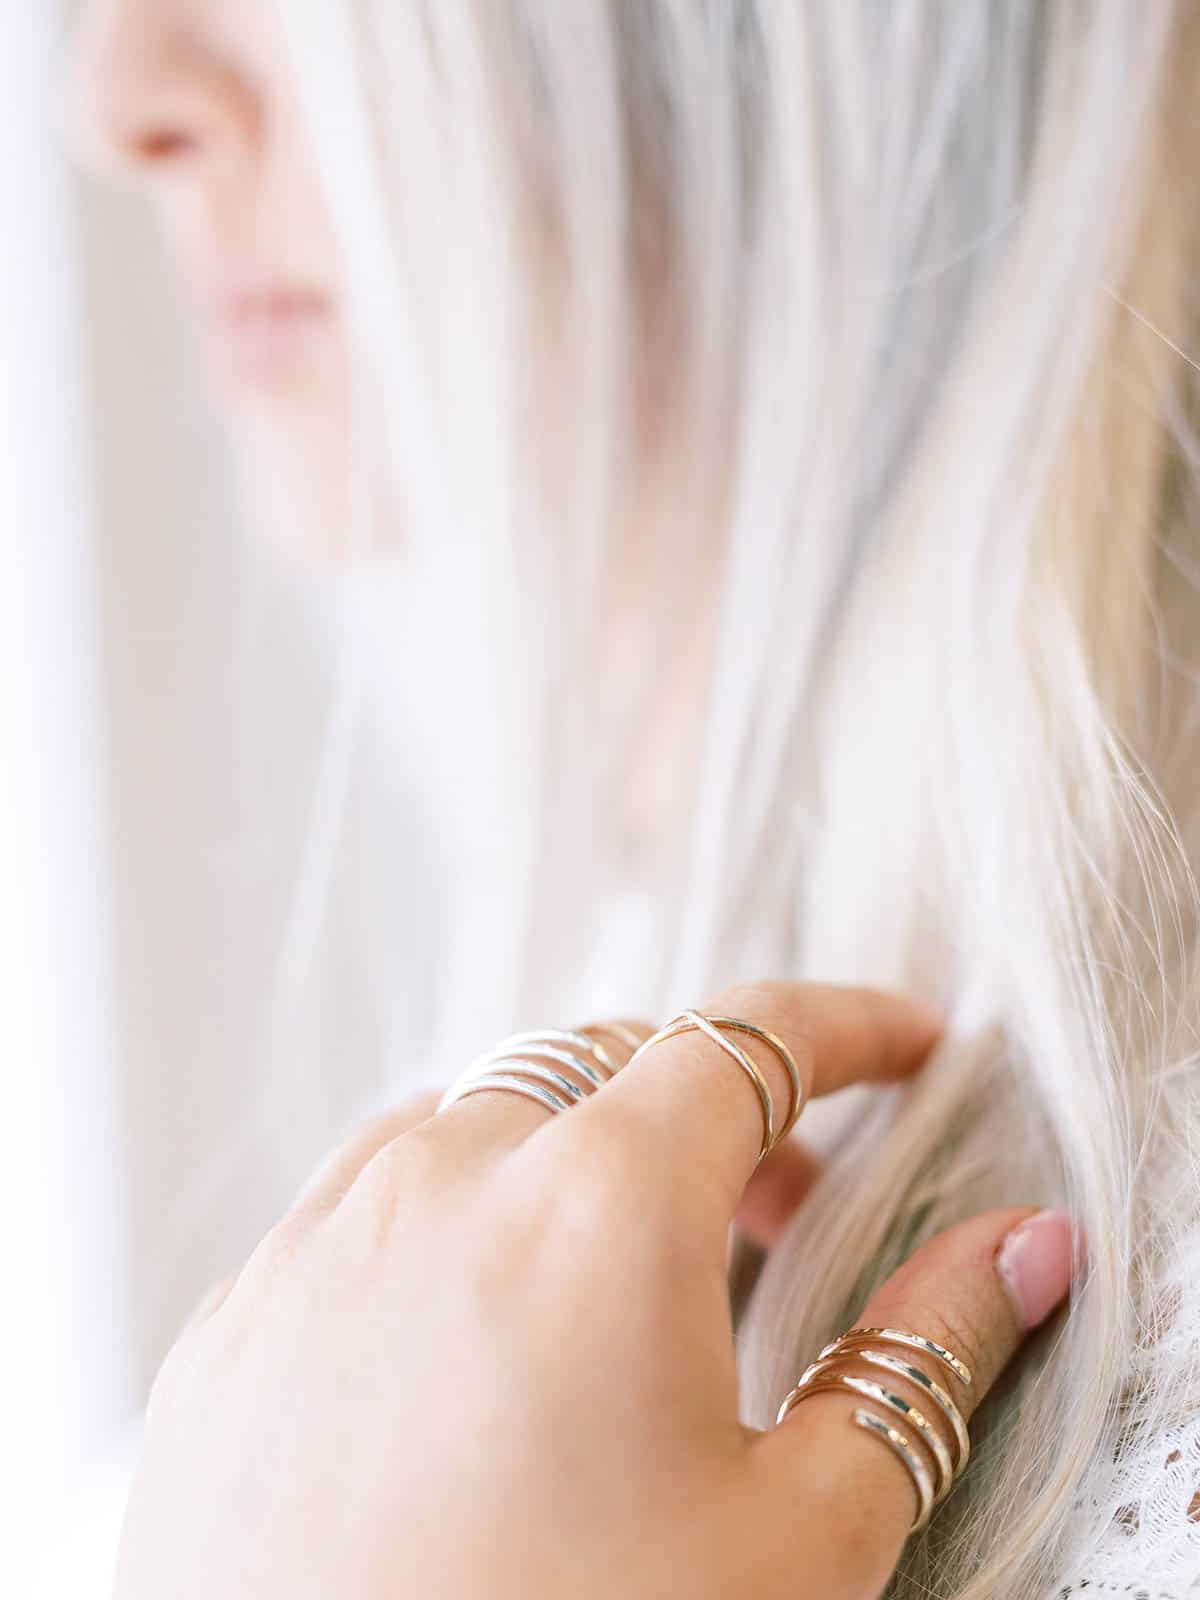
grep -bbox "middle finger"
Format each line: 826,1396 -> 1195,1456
549,980 -> 943,1237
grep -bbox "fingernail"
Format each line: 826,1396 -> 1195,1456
995,1210 -> 1078,1330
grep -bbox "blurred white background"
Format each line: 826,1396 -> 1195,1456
5,9 -> 439,1592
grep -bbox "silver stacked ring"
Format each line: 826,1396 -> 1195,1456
437,1022 -> 649,1117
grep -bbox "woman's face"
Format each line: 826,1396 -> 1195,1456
62,1 -> 352,555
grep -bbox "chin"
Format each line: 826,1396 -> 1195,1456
206,314 -> 389,565
231,407 -> 360,566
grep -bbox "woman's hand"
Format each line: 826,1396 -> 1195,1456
114,980 -> 1075,1600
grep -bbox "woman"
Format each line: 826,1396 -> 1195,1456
64,3 -> 1200,1597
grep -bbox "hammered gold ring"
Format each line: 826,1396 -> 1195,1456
775,1325 -> 973,1534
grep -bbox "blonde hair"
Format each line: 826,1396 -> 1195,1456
272,3 -> 1200,1593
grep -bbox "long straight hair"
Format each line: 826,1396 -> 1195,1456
272,4 -> 1200,1593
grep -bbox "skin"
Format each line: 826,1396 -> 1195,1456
59,0 -> 705,840
107,978 -> 1073,1598
62,10 -> 1077,1596
60,0 -> 351,561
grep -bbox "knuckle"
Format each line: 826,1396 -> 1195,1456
707,977 -> 790,1019
145,1345 -> 185,1418
229,1210 -> 313,1300
380,1120 -> 447,1185
305,1094 -> 441,1184
296,1093 -> 441,1201
181,1270 -> 237,1335
907,1301 -> 991,1404
703,978 -> 818,1064
149,1303 -> 224,1413
349,1123 -> 439,1203
349,1091 -> 440,1148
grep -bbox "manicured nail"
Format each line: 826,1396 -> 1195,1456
995,1210 -> 1078,1330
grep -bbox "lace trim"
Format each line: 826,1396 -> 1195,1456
1056,1584 -> 1200,1598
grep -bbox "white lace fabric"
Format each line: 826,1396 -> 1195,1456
1050,1184 -> 1200,1599
1052,1414 -> 1200,1597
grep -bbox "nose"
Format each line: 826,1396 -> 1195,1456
58,4 -> 257,183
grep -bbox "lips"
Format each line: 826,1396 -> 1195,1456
217,284 -> 332,325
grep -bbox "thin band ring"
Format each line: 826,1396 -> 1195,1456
821,1327 -> 973,1389
810,1348 -> 970,1474
624,1010 -> 805,1162
441,1058 -> 588,1115
490,1029 -> 624,1082
470,1040 -> 611,1092
674,1012 -> 806,1143
851,1409 -> 936,1533
667,1012 -> 775,1159
777,1370 -> 955,1502
446,1071 -> 575,1117
438,1019 -> 651,1119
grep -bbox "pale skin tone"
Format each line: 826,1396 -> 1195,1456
62,8 -> 1078,1597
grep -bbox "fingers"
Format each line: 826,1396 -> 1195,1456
178,1269 -> 240,1339
754,1208 -> 1079,1598
559,980 -> 943,1229
734,1137 -> 825,1250
728,1139 -> 826,1328
430,1021 -> 651,1159
173,1089 -> 447,1340
289,1088 -> 445,1219
174,1088 -> 446,1336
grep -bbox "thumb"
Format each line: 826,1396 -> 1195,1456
752,1207 -> 1079,1599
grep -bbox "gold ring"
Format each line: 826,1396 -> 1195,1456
624,1010 -> 805,1162
849,1410 -> 936,1533
774,1324 -> 973,1535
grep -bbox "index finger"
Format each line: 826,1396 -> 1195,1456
557,980 -> 943,1222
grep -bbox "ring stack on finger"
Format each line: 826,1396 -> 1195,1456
436,1021 -> 650,1117
775,1326 -> 974,1534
